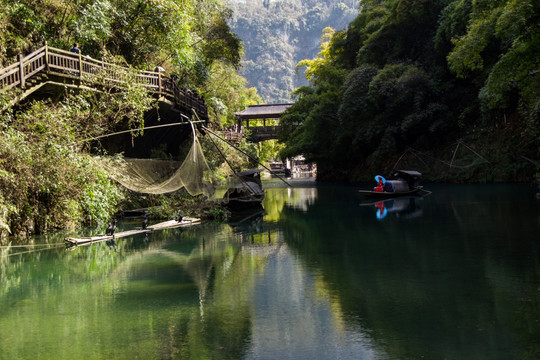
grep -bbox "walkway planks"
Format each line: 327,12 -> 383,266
0,44 -> 208,119
64,217 -> 201,246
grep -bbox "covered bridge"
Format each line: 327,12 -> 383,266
234,103 -> 293,142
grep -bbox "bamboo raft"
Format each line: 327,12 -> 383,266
64,217 -> 201,246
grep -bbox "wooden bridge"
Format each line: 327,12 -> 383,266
0,44 -> 207,119
232,103 -> 292,142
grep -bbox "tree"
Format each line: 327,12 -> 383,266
279,0 -> 539,181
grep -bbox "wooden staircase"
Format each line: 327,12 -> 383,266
0,44 -> 208,120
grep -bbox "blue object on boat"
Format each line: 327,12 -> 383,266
374,175 -> 386,184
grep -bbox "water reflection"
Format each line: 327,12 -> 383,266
275,184 -> 540,359
0,184 -> 539,359
360,196 -> 424,220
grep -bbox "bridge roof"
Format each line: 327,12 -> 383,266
235,103 -> 293,120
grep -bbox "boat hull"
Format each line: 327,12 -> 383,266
358,187 -> 422,198
225,196 -> 264,211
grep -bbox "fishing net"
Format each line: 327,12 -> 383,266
390,141 -> 491,174
108,133 -> 215,197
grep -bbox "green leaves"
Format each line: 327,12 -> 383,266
0,81 -> 157,234
447,10 -> 499,77
280,0 -> 539,181
445,0 -> 540,122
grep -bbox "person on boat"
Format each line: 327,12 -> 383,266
374,175 -> 385,192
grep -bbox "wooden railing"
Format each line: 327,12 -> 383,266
0,44 -> 207,118
249,126 -> 279,141
221,130 -> 243,143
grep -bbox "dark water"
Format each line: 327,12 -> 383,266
1,182 -> 539,359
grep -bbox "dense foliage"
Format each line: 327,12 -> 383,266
0,87 -> 152,235
0,0 -> 256,237
227,0 -> 359,102
279,0 -> 540,181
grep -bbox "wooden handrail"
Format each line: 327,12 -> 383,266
0,44 -> 207,118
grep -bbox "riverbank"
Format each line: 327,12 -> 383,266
324,121 -> 539,185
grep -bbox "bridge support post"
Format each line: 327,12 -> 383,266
44,42 -> 49,72
18,54 -> 25,89
78,52 -> 82,78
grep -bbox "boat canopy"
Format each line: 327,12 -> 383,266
391,170 -> 422,180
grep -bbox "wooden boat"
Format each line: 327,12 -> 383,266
65,217 -> 200,246
359,170 -> 424,198
224,169 -> 265,211
268,161 -> 291,177
358,187 -> 422,198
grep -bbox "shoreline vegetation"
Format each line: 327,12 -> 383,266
277,0 -> 539,184
0,0 -> 256,239
1,0 -> 539,239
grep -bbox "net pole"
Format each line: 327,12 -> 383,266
450,142 -> 460,168
81,120 -> 205,142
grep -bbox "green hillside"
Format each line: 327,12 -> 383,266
277,0 -> 540,182
227,0 -> 359,102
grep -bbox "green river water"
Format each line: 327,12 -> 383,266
0,180 -> 539,359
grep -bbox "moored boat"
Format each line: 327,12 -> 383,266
268,161 -> 291,177
224,169 -> 265,211
358,170 -> 424,198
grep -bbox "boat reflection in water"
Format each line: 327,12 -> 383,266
365,196 -> 424,220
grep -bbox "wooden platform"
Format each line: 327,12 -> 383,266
64,217 -> 200,246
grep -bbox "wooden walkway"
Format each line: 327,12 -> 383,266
65,217 -> 201,246
0,44 -> 207,118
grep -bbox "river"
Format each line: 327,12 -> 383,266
1,181 -> 539,359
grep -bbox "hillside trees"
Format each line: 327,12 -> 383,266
227,0 -> 359,102
446,0 -> 540,123
0,0 -> 242,88
0,0 -> 251,236
0,86 -> 153,235
279,0 -> 540,181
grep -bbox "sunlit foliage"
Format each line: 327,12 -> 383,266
0,0 -> 249,236
279,0 -> 540,181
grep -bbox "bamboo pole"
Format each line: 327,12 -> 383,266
201,125 -> 292,187
81,119 -> 206,142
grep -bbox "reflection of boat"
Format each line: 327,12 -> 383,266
358,170 -> 424,198
228,209 -> 265,233
269,161 -> 291,177
224,169 -> 265,211
371,197 -> 424,220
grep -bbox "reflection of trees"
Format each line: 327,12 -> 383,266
2,185 -> 538,358
262,187 -> 318,222
0,223 -> 272,359
279,185 -> 540,359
